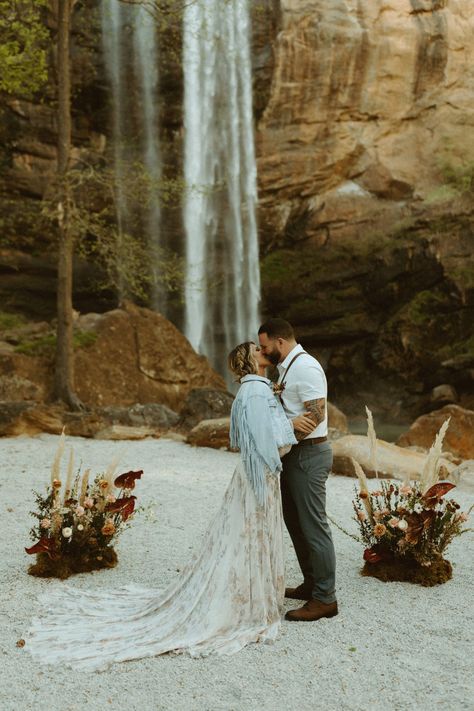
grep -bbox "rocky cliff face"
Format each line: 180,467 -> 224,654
0,0 -> 473,418
256,0 -> 474,418
257,0 -> 474,242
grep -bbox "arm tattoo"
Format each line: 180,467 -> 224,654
305,398 -> 326,425
294,398 -> 326,441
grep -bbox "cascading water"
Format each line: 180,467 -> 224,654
183,0 -> 261,379
101,0 -> 163,309
132,4 -> 163,310
101,0 -> 128,295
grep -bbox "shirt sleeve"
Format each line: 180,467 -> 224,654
296,361 -> 327,402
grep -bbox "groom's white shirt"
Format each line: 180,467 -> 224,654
277,343 -> 328,438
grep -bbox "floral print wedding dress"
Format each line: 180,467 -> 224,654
26,375 -> 297,671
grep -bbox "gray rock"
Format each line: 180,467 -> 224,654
179,388 -> 234,430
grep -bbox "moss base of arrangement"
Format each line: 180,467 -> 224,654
362,556 -> 452,586
28,548 -> 118,579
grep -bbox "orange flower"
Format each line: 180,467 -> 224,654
359,491 -> 368,500
101,520 -> 116,536
52,479 -> 62,489
373,523 -> 387,538
99,479 -> 109,490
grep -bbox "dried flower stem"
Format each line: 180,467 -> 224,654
365,406 -> 378,479
50,428 -> 66,486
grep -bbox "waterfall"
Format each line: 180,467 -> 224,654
183,0 -> 261,378
101,0 -> 128,295
101,0 -> 163,309
132,4 -> 163,310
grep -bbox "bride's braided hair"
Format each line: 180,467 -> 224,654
228,341 -> 258,380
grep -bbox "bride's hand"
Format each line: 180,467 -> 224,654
292,412 -> 315,434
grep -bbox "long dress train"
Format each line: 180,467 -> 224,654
25,463 -> 285,671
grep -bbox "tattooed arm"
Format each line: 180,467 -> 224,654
292,398 -> 326,441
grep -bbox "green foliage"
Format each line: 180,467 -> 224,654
402,289 -> 448,327
41,161 -> 185,303
73,330 -> 97,349
0,310 -> 25,330
15,333 -> 56,355
440,160 -> 474,196
15,329 -> 98,356
0,0 -> 49,96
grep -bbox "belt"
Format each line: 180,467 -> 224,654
297,436 -> 328,446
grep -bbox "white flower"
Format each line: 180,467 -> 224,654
77,524 -> 84,531
62,527 -> 73,538
414,503 -> 423,514
398,519 -> 408,531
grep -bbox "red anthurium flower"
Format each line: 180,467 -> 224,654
363,548 -> 382,564
25,537 -> 58,559
105,495 -> 136,521
423,482 -> 455,501
114,470 -> 143,490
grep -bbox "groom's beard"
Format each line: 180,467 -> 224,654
266,348 -> 282,366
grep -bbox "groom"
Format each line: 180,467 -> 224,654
258,318 -> 337,621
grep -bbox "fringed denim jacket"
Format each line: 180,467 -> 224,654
230,374 -> 297,506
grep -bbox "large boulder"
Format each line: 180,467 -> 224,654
179,388 -> 235,430
332,434 -> 456,481
187,417 -> 231,450
327,402 -> 348,434
397,404 -> 474,462
0,302 -> 226,415
73,302 -> 226,411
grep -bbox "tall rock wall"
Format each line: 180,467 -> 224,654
256,0 -> 474,419
257,0 -> 474,243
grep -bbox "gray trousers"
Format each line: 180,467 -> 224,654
281,442 -> 336,604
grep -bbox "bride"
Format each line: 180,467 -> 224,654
25,342 -> 298,670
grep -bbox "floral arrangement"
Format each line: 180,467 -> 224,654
272,382 -> 285,396
352,410 -> 471,586
25,431 -> 143,579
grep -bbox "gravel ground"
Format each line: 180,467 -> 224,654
0,434 -> 473,711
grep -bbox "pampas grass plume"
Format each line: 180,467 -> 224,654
420,417 -> 451,493
365,406 -> 378,479
104,455 -> 120,490
50,427 -> 66,486
352,457 -> 373,521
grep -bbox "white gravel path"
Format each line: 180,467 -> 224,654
0,434 -> 473,711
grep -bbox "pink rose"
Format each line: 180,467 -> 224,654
400,485 -> 412,496
40,518 -> 51,529
75,506 -> 85,517
84,497 -> 94,509
388,517 -> 400,528
357,511 -> 367,521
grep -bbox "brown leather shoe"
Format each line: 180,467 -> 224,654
285,599 -> 338,622
285,583 -> 313,601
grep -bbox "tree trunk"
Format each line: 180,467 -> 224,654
54,0 -> 82,410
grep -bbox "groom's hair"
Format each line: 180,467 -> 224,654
258,318 -> 295,341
